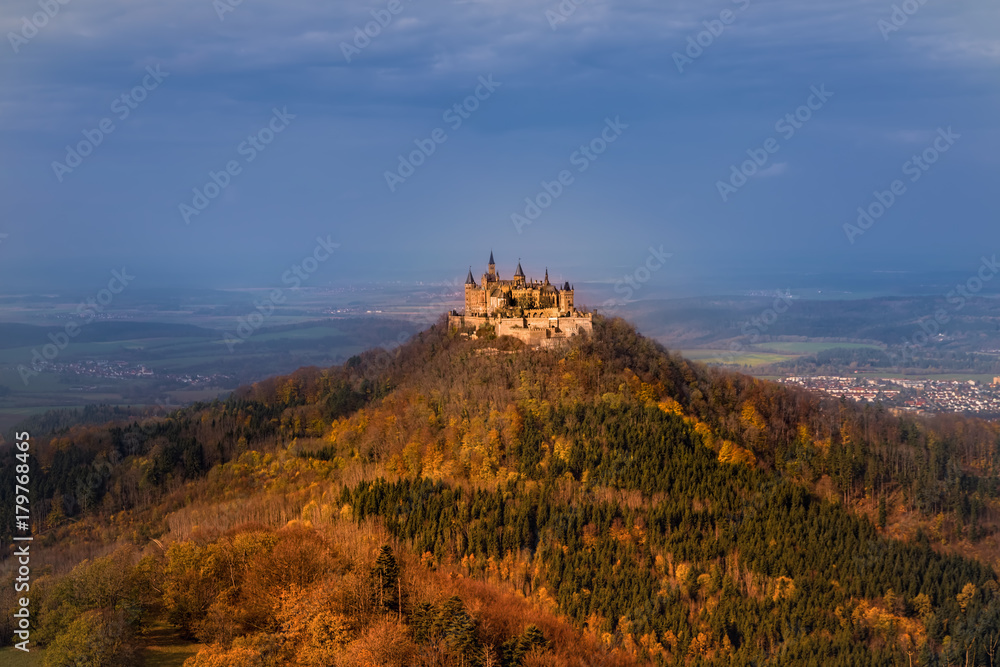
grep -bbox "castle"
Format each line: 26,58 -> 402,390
448,252 -> 593,347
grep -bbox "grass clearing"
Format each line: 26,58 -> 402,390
140,622 -> 202,667
0,647 -> 44,666
678,349 -> 798,367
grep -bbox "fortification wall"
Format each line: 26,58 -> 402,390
450,311 -> 592,347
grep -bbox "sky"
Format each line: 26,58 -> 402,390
0,0 -> 998,295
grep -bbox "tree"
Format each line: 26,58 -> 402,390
957,583 -> 978,613
372,545 -> 402,616
43,610 -> 136,667
519,624 -> 547,653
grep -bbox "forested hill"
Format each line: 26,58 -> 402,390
4,316 -> 1000,666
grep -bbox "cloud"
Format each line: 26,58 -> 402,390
754,162 -> 787,178
886,129 -> 935,144
910,35 -> 1000,63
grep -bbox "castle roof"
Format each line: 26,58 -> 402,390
563,281 -> 571,290
514,261 -> 525,278
489,250 -> 495,265
466,268 -> 476,285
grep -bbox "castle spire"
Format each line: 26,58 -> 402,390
514,260 -> 524,278
544,267 -> 549,284
489,250 -> 495,266
465,267 -> 476,285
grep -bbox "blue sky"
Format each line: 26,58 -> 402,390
1,0 -> 997,293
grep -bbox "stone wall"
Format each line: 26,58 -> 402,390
449,312 -> 592,348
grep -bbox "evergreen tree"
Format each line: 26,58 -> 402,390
372,545 -> 401,615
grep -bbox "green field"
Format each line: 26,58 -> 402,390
678,340 -> 888,369
752,341 -> 884,354
678,349 -> 799,367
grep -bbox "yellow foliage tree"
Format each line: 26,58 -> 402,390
718,441 -> 756,467
957,582 -> 977,613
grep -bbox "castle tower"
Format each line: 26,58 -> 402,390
559,281 -> 574,312
483,251 -> 498,287
513,259 -> 525,287
465,267 -> 485,315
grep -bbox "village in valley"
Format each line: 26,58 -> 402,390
779,374 -> 1000,416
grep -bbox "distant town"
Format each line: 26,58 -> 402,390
779,375 -> 1000,417
31,359 -> 233,388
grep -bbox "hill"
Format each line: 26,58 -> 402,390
3,316 -> 1000,666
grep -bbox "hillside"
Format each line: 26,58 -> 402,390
3,315 -> 1000,666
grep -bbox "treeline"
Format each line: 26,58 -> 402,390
344,402 -> 999,664
13,520 -> 626,667
3,404 -> 151,443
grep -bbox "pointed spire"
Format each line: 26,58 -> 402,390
465,267 -> 476,285
514,259 -> 524,278
544,267 -> 549,284
489,250 -> 495,266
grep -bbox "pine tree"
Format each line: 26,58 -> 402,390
372,545 -> 401,614
519,624 -> 547,653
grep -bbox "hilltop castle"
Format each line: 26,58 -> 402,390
448,252 -> 592,347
